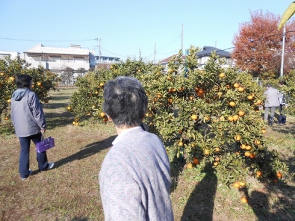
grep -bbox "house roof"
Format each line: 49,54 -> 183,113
160,54 -> 186,63
196,46 -> 231,58
160,46 -> 231,63
24,44 -> 92,55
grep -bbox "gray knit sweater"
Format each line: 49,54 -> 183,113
99,127 -> 174,221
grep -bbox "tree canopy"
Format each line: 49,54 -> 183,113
232,10 -> 295,79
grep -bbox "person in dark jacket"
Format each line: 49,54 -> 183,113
11,74 -> 54,180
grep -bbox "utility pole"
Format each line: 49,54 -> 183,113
95,38 -> 102,64
154,43 -> 156,64
280,26 -> 286,78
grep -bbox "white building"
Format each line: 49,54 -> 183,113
23,44 -> 96,73
0,51 -> 20,60
95,55 -> 120,67
160,46 -> 234,72
196,46 -> 234,69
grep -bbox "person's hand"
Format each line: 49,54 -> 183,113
41,128 -> 46,134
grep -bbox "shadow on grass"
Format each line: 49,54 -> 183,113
240,181 -> 295,221
45,112 -> 74,130
270,122 -> 295,136
53,135 -> 116,169
69,218 -> 88,221
181,163 -> 217,221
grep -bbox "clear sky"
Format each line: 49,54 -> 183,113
0,0 -> 293,62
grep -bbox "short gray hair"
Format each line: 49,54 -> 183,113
103,76 -> 148,127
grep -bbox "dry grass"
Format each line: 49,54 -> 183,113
0,88 -> 294,221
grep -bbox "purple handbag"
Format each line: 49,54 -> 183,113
36,135 -> 55,153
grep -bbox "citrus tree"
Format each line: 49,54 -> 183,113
68,58 -> 154,125
69,47 -> 289,187
0,56 -> 59,121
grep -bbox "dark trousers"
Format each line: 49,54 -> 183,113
19,133 -> 49,178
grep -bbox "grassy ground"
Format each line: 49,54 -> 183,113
0,88 -> 294,221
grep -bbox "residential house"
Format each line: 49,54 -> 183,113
160,46 -> 234,72
95,55 -> 120,68
23,44 -> 96,73
196,46 -> 233,68
0,51 -> 20,60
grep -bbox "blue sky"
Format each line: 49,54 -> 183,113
0,0 -> 293,62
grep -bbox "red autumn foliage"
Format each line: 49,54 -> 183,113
232,10 -> 295,78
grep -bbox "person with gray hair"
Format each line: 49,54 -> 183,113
263,83 -> 281,125
99,76 -> 174,221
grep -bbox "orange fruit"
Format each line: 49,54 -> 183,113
186,163 -> 193,169
244,151 -> 251,157
245,145 -> 252,150
203,149 -> 210,155
100,82 -> 105,87
240,144 -> 246,150
100,112 -> 106,118
217,92 -> 222,96
247,95 -> 254,100
237,87 -> 244,92
262,129 -> 266,134
254,140 -> 261,145
256,170 -> 263,178
229,101 -> 236,107
232,115 -> 239,121
238,110 -> 245,116
214,147 -> 220,152
233,83 -> 240,88
191,114 -> 198,120
4,117 -> 9,120
168,98 -> 173,103
219,73 -> 225,78
241,196 -> 248,204
228,116 -> 234,122
256,100 -> 262,105
233,181 -> 240,188
215,156 -> 220,162
234,135 -> 241,141
178,141 -> 184,146
213,161 -> 219,166
276,172 -> 282,179
193,158 -> 199,165
239,181 -> 246,188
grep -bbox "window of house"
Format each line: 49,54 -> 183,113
74,57 -> 85,63
49,56 -> 61,62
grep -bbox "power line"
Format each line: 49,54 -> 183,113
0,37 -> 97,42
